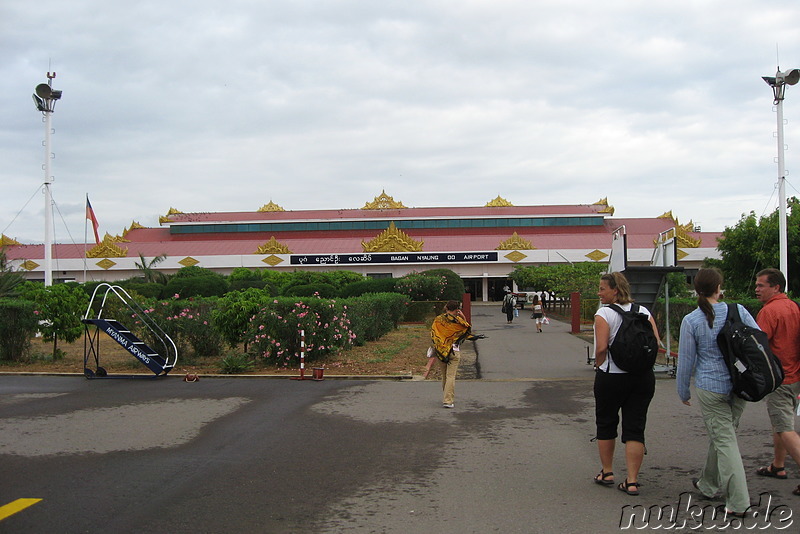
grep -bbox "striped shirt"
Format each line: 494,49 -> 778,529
677,302 -> 759,401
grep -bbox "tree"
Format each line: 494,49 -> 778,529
665,271 -> 692,298
711,197 -> 800,297
511,262 -> 606,298
134,253 -> 168,284
19,282 -> 88,359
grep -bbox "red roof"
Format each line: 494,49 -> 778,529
164,203 -> 606,224
4,205 -> 722,261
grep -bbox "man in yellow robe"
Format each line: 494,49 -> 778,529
430,300 -> 481,408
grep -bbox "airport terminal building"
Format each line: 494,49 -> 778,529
3,192 -> 721,301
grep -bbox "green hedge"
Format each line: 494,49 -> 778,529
164,275 -> 230,298
338,278 -> 397,297
651,298 -> 764,342
284,283 -> 338,298
228,279 -> 275,294
403,301 -> 447,323
120,282 -> 164,299
0,298 -> 39,361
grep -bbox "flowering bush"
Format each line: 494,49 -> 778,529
246,296 -> 357,366
211,288 -> 276,349
338,293 -> 409,344
395,271 -> 446,301
131,296 -> 224,358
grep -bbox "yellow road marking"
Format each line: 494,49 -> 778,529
0,499 -> 42,521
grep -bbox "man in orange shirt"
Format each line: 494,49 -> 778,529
753,268 -> 800,496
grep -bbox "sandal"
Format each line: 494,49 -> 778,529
594,470 -> 614,486
756,464 -> 787,479
692,477 -> 713,499
722,507 -> 748,519
617,479 -> 641,496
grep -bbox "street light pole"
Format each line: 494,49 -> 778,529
32,72 -> 62,287
763,68 -> 800,281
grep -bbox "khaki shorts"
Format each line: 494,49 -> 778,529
766,382 -> 800,433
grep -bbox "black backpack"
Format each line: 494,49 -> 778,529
607,303 -> 658,374
716,303 -> 784,402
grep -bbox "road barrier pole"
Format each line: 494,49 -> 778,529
290,330 -> 308,380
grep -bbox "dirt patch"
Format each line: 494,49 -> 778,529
1,325 -> 437,377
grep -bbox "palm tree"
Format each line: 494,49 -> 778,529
0,248 -> 24,298
134,253 -> 168,284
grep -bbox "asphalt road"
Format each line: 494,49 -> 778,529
1,304 -> 798,533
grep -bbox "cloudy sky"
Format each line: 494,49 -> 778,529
2,0 -> 800,244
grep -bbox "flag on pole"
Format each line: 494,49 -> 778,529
86,196 -> 100,244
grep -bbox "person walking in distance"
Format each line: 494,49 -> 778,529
752,268 -> 800,496
531,294 -> 545,332
502,291 -> 517,324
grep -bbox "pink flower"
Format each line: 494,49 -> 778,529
173,293 -> 180,299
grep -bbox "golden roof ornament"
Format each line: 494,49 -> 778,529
1,234 -> 21,246
102,231 -> 130,244
362,222 -> 423,252
258,200 -> 285,212
362,190 -> 407,210
86,235 -> 129,258
122,221 -> 145,238
159,207 -> 184,225
593,197 -> 615,215
255,236 -> 292,254
496,232 -> 535,250
654,212 -> 702,248
485,196 -> 514,207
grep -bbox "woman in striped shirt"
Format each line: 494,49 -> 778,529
677,267 -> 758,518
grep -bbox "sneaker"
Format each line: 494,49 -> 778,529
442,403 -> 454,408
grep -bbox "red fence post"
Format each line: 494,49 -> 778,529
570,292 -> 581,334
461,293 -> 472,323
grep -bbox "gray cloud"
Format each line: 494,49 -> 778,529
2,0 -> 800,243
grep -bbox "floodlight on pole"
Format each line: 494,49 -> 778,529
763,67 -> 800,283
31,72 -> 62,287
